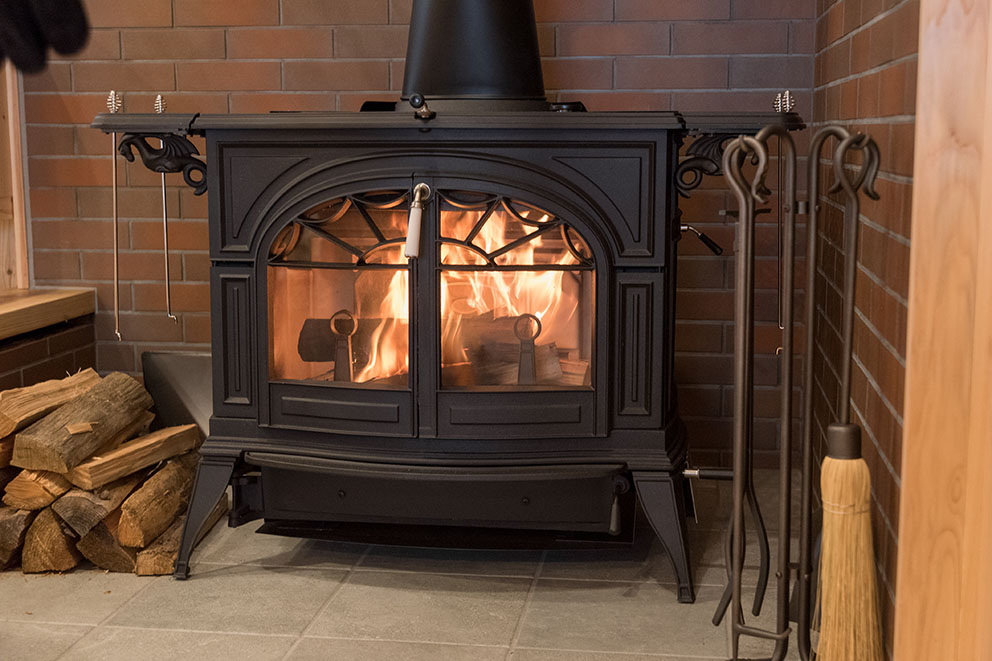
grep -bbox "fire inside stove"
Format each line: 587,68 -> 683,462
267,190 -> 595,390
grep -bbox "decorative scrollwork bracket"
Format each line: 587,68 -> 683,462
675,134 -> 733,198
118,133 -> 207,195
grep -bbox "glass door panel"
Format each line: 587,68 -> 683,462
437,190 -> 595,390
267,191 -> 412,389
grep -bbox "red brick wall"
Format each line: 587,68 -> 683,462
0,316 -> 95,391
812,0 -> 918,653
23,0 -> 814,458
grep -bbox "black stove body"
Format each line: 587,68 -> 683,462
92,107 -> 801,605
93,0 -> 802,604
203,109 -> 693,596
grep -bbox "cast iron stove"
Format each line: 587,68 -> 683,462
93,0 -> 801,604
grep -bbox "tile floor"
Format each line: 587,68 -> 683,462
0,472 -> 801,660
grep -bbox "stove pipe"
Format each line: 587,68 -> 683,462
401,0 -> 547,111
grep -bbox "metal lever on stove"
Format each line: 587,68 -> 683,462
409,93 -> 436,120
404,182 -> 432,258
107,90 -> 124,341
680,224 -> 723,255
154,94 -> 177,322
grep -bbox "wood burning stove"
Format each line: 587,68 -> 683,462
92,0 -> 802,604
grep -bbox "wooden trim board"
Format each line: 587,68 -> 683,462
894,1 -> 992,658
0,288 -> 95,341
2,63 -> 28,290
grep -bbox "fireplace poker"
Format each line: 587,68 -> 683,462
107,90 -> 123,341
154,95 -> 178,322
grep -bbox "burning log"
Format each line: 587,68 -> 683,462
11,373 -> 154,473
21,507 -> 81,573
117,452 -> 198,549
76,508 -> 136,573
466,342 -> 564,386
3,470 -> 72,510
559,358 -> 593,387
0,508 -> 35,568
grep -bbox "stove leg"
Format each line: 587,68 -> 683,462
173,455 -> 237,580
632,471 -> 695,603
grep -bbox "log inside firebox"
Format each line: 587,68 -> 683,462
468,342 -> 563,385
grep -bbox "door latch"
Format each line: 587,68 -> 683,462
404,182 -> 432,258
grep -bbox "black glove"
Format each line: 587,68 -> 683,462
0,0 -> 89,73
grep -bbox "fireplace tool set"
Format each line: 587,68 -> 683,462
106,90 -> 199,340
718,124 -> 879,659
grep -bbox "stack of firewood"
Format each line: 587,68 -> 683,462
0,369 -> 227,575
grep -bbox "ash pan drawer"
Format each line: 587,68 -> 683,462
246,453 -> 624,532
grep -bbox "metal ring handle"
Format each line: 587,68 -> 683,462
329,309 -> 358,337
514,313 -> 542,341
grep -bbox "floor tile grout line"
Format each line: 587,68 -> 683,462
512,644 -> 726,659
55,575 -> 162,661
62,622 -> 300,638
279,544 -> 374,660
506,549 -> 546,657
0,618 -> 97,628
288,633 -> 511,648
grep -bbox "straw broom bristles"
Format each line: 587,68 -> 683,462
815,423 -> 884,661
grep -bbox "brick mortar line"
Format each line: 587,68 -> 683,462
807,113 -> 916,126
818,196 -> 912,246
853,306 -> 907,369
851,350 -> 906,438
851,396 -> 903,521
812,53 -> 918,91
814,0 -> 917,43
811,319 -> 905,471
855,262 -> 909,309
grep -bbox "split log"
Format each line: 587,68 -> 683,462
65,424 -> 200,491
0,368 -> 101,438
117,452 -> 198,549
11,372 -> 154,473
52,472 -> 146,538
0,466 -> 18,492
0,434 -> 12,467
559,358 -> 592,387
21,507 -> 81,573
3,470 -> 72,510
136,494 -> 229,576
466,342 -> 564,385
107,410 -> 157,451
0,508 -> 36,567
76,509 -> 136,573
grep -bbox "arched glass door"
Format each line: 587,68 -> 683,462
437,190 -> 596,390
267,191 -> 413,389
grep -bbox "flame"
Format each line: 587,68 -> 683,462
269,200 -> 589,387
353,269 -> 409,383
439,206 -> 582,367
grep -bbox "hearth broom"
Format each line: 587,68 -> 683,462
814,134 -> 883,661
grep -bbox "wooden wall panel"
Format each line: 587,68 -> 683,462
894,1 -> 992,658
